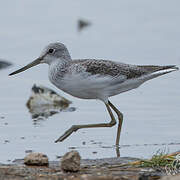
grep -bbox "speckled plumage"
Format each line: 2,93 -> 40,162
72,59 -> 141,79
71,59 -> 176,79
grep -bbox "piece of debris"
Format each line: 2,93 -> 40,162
24,152 -> 49,166
78,19 -> 91,32
0,60 -> 12,70
26,84 -> 75,119
61,151 -> 81,172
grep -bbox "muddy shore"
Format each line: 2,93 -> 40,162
0,157 -> 166,180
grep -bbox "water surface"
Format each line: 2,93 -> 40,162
0,0 -> 180,163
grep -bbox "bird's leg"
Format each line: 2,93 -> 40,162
55,103 -> 116,143
108,100 -> 123,148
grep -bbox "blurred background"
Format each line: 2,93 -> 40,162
0,0 -> 180,163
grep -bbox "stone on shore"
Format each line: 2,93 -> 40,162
0,60 -> 12,70
24,152 -> 49,166
61,151 -> 81,172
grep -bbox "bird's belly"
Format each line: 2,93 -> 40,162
107,78 -> 143,97
49,70 -> 143,100
52,79 -> 143,101
57,84 -> 100,99
65,89 -> 99,99
50,79 -> 101,99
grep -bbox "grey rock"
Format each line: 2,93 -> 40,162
61,151 -> 81,172
24,152 -> 49,166
78,19 -> 91,31
0,60 -> 12,70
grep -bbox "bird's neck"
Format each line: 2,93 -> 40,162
48,58 -> 71,80
49,57 -> 71,68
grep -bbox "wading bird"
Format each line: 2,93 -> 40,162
9,42 -> 179,151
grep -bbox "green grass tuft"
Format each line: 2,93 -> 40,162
139,150 -> 170,168
130,149 -> 179,169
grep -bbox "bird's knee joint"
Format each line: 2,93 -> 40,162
72,125 -> 78,131
110,121 -> 116,126
118,112 -> 123,120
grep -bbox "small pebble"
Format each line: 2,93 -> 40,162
92,151 -> 97,154
68,107 -> 76,112
61,151 -> 81,172
24,152 -> 49,166
69,146 -> 76,150
25,150 -> 33,153
82,141 -> 86,145
78,19 -> 91,32
4,140 -> 10,144
56,155 -> 62,159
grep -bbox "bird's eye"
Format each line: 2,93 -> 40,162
48,48 -> 54,54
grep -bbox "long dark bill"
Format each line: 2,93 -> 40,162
9,58 -> 42,76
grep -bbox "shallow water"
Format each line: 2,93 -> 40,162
0,0 -> 180,163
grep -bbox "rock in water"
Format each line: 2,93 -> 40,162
24,153 -> 49,166
26,84 -> 75,119
0,60 -> 12,70
78,19 -> 91,32
61,151 -> 81,172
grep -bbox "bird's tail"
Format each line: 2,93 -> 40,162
138,65 -> 179,81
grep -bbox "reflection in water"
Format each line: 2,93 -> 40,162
116,147 -> 120,157
26,84 -> 76,122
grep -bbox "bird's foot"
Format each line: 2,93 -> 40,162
55,125 -> 78,143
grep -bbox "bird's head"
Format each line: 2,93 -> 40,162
9,42 -> 71,76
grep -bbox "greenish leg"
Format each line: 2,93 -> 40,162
55,103 -> 117,143
108,100 -> 123,157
